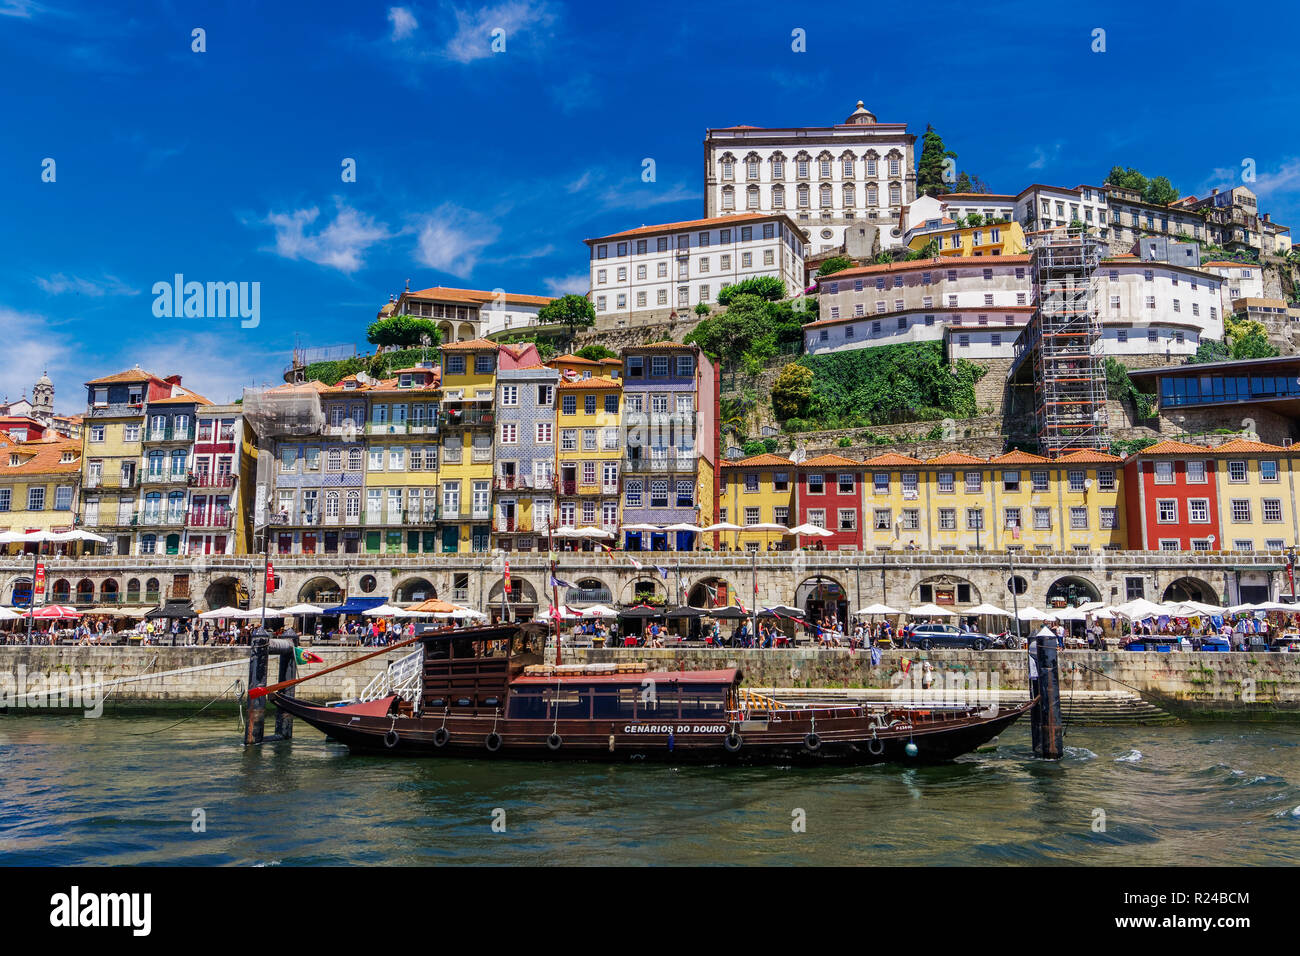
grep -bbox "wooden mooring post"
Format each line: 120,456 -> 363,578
244,632 -> 299,746
1029,636 -> 1064,759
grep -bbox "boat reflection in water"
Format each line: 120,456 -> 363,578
272,623 -> 1030,764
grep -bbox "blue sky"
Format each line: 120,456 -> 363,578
4,0 -> 1299,412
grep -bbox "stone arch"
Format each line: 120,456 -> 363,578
568,577 -> 614,605
204,575 -> 243,610
1046,575 -> 1101,609
298,575 -> 344,604
911,574 -> 981,608
394,576 -> 436,603
11,576 -> 34,607
621,577 -> 663,605
438,321 -> 454,343
144,577 -> 161,602
457,322 -> 474,340
51,577 -> 71,603
100,578 -> 120,604
488,577 -> 538,606
795,574 -> 850,628
1162,576 -> 1220,604
687,576 -> 734,609
74,578 -> 94,605
125,577 -> 141,603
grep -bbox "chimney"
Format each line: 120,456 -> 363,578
1264,213 -> 1271,223
1211,188 -> 1219,196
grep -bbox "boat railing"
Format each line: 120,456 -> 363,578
348,646 -> 425,707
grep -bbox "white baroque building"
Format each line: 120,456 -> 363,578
704,101 -> 917,255
584,213 -> 805,327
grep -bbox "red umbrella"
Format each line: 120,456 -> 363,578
26,605 -> 81,619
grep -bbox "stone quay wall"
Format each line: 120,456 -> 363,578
1,549 -> 1282,621
0,645 -> 1296,718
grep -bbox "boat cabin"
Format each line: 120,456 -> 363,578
505,669 -> 739,722
414,622 -> 545,714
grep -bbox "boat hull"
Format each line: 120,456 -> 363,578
271,693 -> 1031,765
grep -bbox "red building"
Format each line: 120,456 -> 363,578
1123,440 -> 1222,550
795,453 -> 866,550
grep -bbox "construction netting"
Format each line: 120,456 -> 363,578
241,385 -> 325,439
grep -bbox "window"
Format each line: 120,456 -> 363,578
1070,507 -> 1088,530
938,508 -> 956,530
843,509 -> 860,531
1067,470 -> 1085,492
1185,459 -> 1206,483
938,472 -> 954,493
1031,471 -> 1048,493
499,423 -> 517,444
964,471 -> 982,493
27,486 -> 45,511
535,422 -> 552,443
1098,469 -> 1115,492
1189,498 -> 1209,523
1154,460 -> 1174,484
1156,499 -> 1178,523
1033,507 -> 1052,530
1262,498 -> 1282,522
807,474 -> 824,494
966,508 -> 984,531
499,385 -> 518,406
1228,460 -> 1247,483
1230,499 -> 1251,523
649,480 -> 669,508
1100,507 -> 1117,530
1261,460 -> 1279,482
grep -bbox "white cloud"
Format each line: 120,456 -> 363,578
1027,143 -> 1062,171
441,0 -> 555,64
596,180 -> 700,212
35,273 -> 139,297
0,306 -> 77,408
120,332 -> 283,406
0,1 -> 52,18
388,6 -> 418,40
414,204 -> 500,277
542,273 -> 589,296
261,201 -> 389,274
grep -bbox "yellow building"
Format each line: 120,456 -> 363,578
0,435 -> 82,537
717,454 -> 794,550
438,339 -> 498,553
1206,439 -> 1300,553
909,218 -> 1027,257
360,364 -> 443,555
550,354 -> 622,534
81,368 -> 180,556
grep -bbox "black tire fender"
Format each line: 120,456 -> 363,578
485,732 -> 502,752
432,727 -> 450,747
867,737 -> 885,756
383,728 -> 399,749
546,733 -> 563,751
804,732 -> 822,752
723,732 -> 743,753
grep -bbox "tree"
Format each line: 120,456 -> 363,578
817,255 -> 853,278
574,344 -> 617,361
538,293 -> 595,340
771,363 -> 813,420
1107,166 -> 1148,192
717,276 -> 785,306
916,124 -> 957,197
1145,176 -> 1179,206
693,302 -> 712,317
366,314 -> 441,349
1231,332 -> 1277,359
1105,165 -> 1180,205
684,293 -> 773,361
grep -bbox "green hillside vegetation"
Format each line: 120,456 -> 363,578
775,343 -> 986,431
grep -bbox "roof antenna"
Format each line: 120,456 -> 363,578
405,278 -> 410,293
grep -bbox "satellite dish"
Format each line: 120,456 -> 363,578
355,371 -> 371,385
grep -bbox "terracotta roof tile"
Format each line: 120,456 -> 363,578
923,452 -> 987,465
84,368 -> 168,386
439,338 -> 499,352
720,453 -> 795,469
990,450 -> 1050,464
861,452 -> 924,466
800,453 -> 864,468
1211,438 -> 1293,454
556,378 -> 622,390
1,437 -> 82,476
1135,440 -> 1211,456
403,286 -> 553,307
1055,450 -> 1123,463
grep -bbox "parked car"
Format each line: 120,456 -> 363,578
902,623 -> 996,651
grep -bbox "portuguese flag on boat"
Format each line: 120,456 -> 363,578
294,647 -> 324,665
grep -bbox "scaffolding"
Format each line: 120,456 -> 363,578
1024,231 -> 1109,453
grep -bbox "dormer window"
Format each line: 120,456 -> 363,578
8,454 -> 18,466
61,452 -> 74,463
399,374 -> 413,388
128,387 -> 143,404
343,380 -> 357,390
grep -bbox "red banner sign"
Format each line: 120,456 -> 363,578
266,562 -> 276,593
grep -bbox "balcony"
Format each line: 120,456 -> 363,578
442,449 -> 463,465
471,446 -> 492,463
623,457 -> 696,474
494,475 -> 555,492
145,426 -> 191,443
402,508 -> 439,526
364,421 -> 438,436
140,471 -> 189,486
187,473 -> 236,488
439,408 -> 494,429
85,474 -> 138,490
559,479 -> 577,495
135,511 -> 187,527
87,402 -> 145,419
187,510 -> 233,529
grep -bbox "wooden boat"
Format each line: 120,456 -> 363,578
270,623 -> 1031,764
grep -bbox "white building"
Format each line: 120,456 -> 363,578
584,213 -> 805,327
704,101 -> 917,255
807,256 -> 1032,358
384,286 -> 554,342
1203,260 -> 1265,316
1094,256 -> 1222,359
1015,184 -> 1110,241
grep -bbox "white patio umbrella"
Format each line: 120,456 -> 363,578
1110,598 -> 1165,621
1049,606 -> 1088,622
199,605 -> 244,620
856,603 -> 900,615
701,522 -> 742,532
0,607 -> 23,621
362,603 -> 404,617
907,602 -> 956,617
787,523 -> 833,536
1016,607 -> 1049,621
662,522 -> 703,533
967,602 -> 1012,616
573,526 -> 614,538
623,523 -> 663,532
53,529 -> 109,543
1244,601 -> 1298,613
581,604 -> 618,619
282,603 -> 325,615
